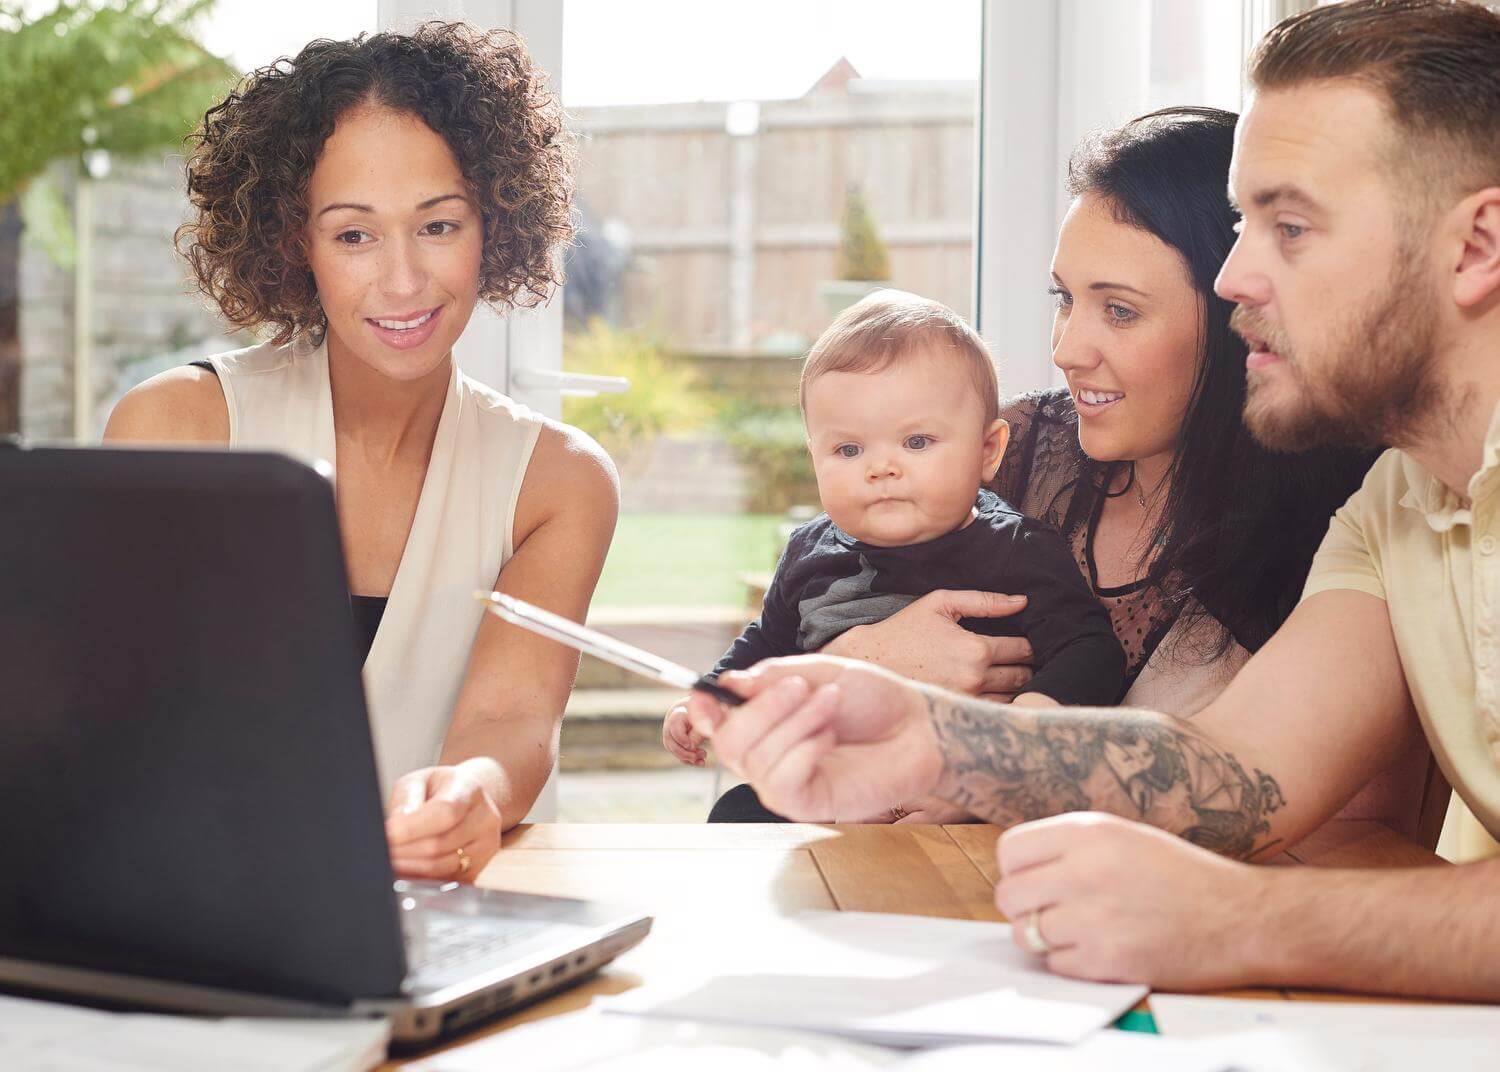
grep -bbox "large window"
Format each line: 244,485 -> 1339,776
9,0 -> 1288,823
977,0 -> 1264,397
554,0 -> 982,819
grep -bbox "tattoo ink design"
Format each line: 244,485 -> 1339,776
928,694 -> 1287,859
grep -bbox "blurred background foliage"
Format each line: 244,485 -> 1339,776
0,0 -> 234,433
0,0 -> 233,201
562,317 -> 710,465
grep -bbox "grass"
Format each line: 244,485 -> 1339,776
593,513 -> 784,607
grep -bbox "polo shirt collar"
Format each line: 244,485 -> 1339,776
1398,398 -> 1500,533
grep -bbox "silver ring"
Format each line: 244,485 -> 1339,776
889,805 -> 908,821
1021,909 -> 1052,955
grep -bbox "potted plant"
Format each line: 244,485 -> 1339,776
819,184 -> 893,320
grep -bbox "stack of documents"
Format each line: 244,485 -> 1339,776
598,911 -> 1145,1046
0,993 -> 389,1071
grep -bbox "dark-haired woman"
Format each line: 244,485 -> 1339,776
104,25 -> 617,881
816,107 -> 1436,834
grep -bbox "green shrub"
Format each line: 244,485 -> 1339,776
714,400 -> 821,514
562,318 -> 709,465
836,185 -> 891,282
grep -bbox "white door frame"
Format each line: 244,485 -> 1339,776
377,0 -> 567,419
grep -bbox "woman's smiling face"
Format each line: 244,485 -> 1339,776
304,103 -> 483,381
1048,193 -> 1204,469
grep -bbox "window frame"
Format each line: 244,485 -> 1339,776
973,0 -> 1311,397
378,0 -> 566,419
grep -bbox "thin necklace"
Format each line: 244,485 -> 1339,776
1130,463 -> 1167,552
1128,462 -> 1151,509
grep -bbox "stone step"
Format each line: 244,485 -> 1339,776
560,687 -> 713,772
576,606 -> 751,689
566,687 -> 686,718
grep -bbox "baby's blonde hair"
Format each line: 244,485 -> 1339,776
799,289 -> 1000,426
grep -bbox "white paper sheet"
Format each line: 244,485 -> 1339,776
412,1009 -> 902,1072
1151,994 -> 1500,1071
596,911 -> 1146,1046
0,993 -> 389,1072
417,1008 -> 1332,1072
1151,992 -> 1500,1037
894,1031 -> 1322,1072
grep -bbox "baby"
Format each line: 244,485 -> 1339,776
663,289 -> 1124,766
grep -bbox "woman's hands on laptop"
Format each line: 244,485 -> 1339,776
385,758 -> 505,882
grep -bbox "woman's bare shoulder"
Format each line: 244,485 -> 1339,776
531,419 -> 618,494
513,420 -> 620,540
103,365 -> 230,445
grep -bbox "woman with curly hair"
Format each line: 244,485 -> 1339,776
104,23 -> 614,883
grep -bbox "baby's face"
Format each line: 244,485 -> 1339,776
803,347 -> 1006,547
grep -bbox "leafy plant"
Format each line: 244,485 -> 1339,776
562,318 -> 710,465
835,184 -> 891,282
0,1 -> 232,202
713,399 -> 821,514
0,0 -> 236,433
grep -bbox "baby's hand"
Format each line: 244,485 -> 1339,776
663,698 -> 708,766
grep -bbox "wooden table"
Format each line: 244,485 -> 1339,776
388,820 -> 1444,1067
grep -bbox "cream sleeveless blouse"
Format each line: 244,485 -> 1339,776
201,336 -> 556,820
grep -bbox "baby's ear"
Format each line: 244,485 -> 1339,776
981,418 -> 1010,480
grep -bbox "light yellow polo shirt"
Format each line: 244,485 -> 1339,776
1302,401 -> 1500,841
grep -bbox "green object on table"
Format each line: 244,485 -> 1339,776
1112,1007 -> 1159,1033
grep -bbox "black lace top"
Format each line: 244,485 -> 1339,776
991,387 -> 1233,699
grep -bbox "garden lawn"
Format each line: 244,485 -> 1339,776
593,513 -> 783,607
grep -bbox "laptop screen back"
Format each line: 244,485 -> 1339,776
0,445 -> 408,1005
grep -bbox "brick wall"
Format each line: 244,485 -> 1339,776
19,156 -> 238,440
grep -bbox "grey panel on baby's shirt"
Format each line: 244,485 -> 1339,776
796,556 -> 917,650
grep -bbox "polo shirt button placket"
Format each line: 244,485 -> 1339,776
1479,505 -> 1497,698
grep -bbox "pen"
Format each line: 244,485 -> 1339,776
473,591 -> 745,707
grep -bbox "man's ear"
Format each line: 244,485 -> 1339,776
981,418 -> 1010,482
1451,187 -> 1500,311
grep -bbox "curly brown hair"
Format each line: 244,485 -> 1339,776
177,22 -> 575,345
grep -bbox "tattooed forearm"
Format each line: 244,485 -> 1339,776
926,692 -> 1287,859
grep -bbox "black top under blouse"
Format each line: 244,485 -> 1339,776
350,595 -> 387,663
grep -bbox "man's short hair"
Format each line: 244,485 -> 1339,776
799,289 -> 1000,426
1249,0 -> 1500,209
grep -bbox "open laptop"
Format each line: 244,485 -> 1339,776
0,440 -> 652,1049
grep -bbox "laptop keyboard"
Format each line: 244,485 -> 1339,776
408,915 -> 549,977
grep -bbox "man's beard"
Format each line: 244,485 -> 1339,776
1232,256 -> 1444,453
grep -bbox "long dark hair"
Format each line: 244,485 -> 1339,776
1067,106 -> 1374,654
